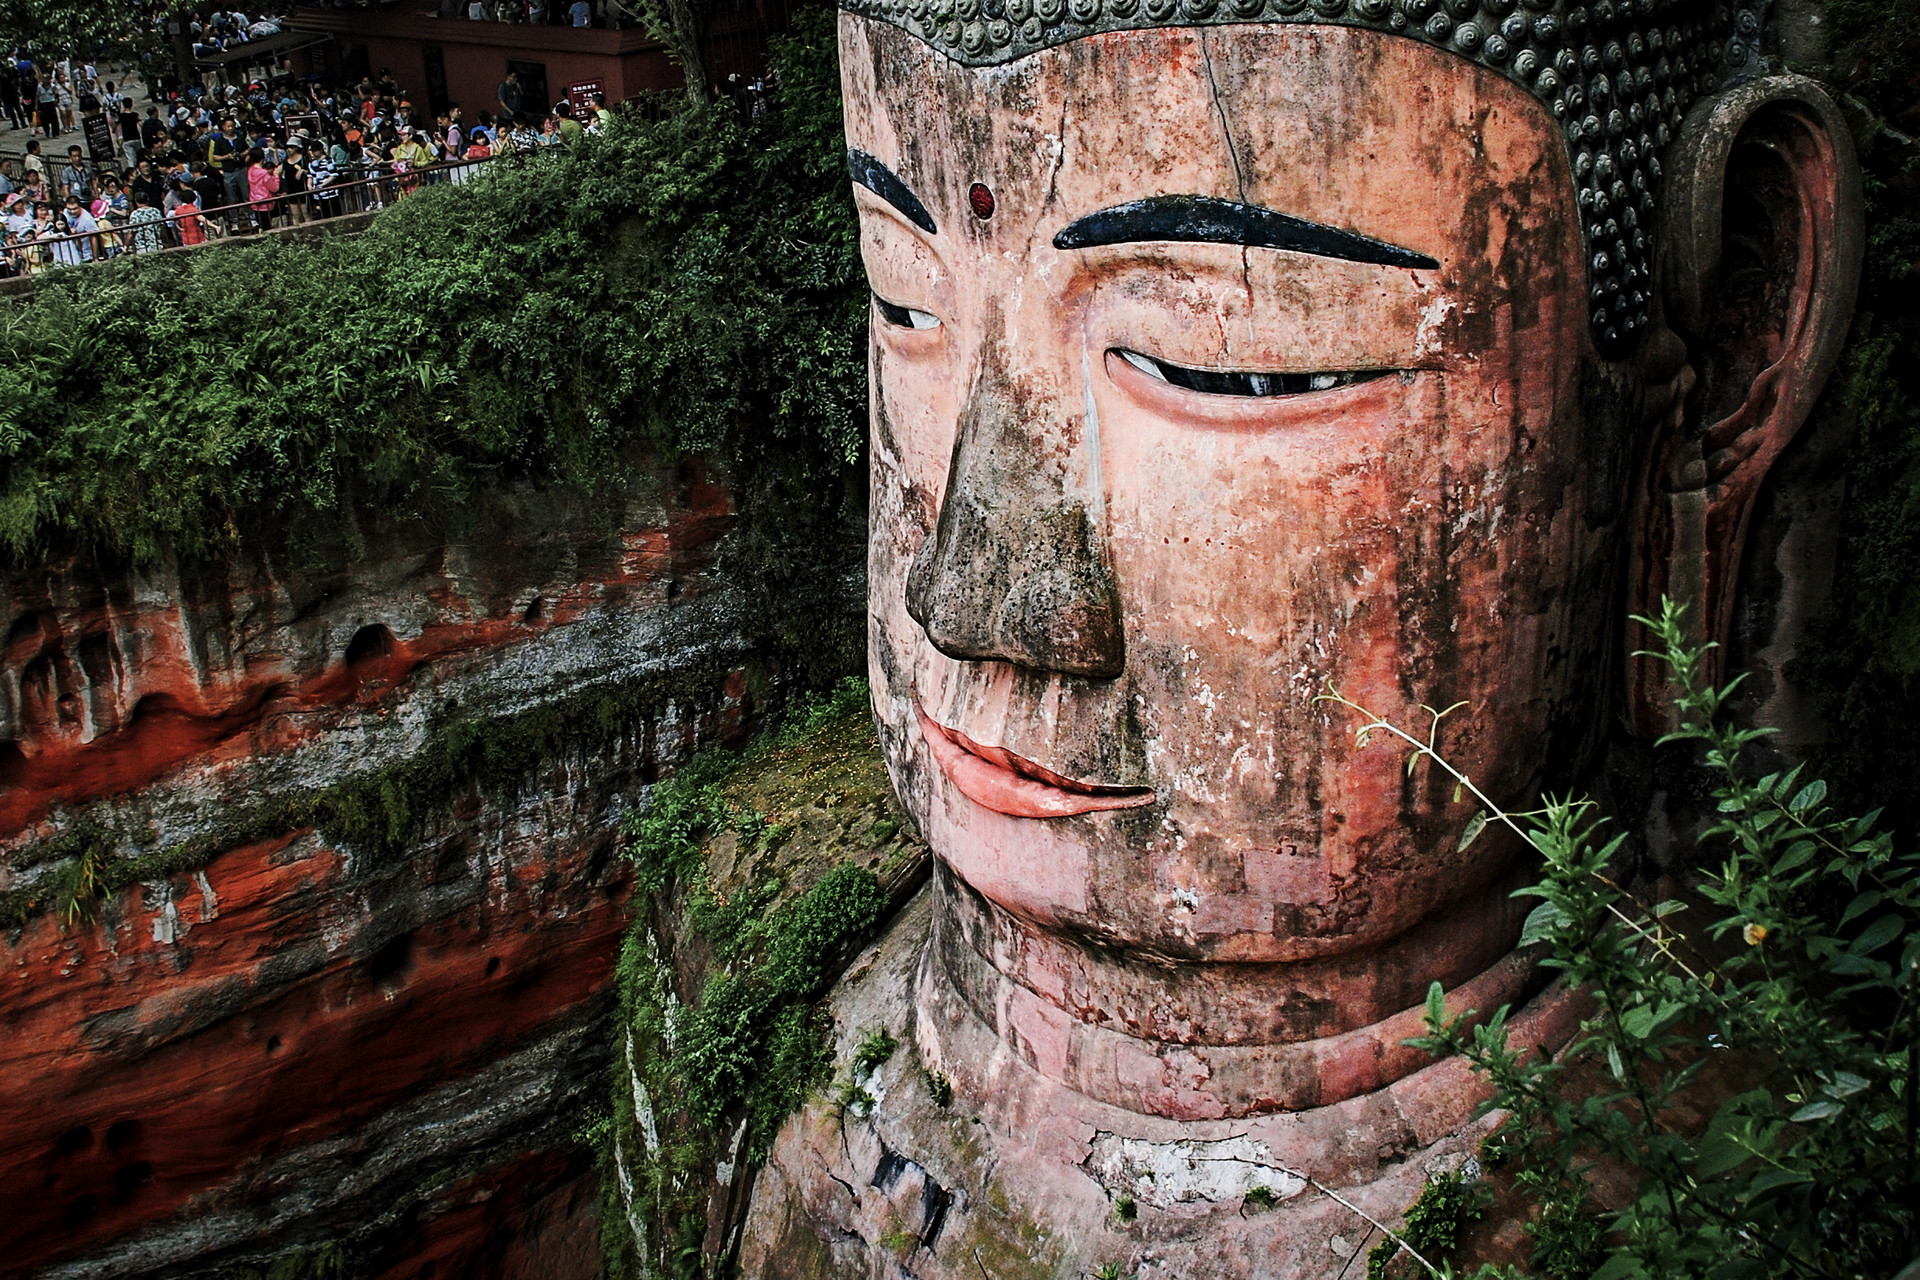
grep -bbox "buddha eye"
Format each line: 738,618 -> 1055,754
874,296 -> 941,331
1114,348 -> 1389,397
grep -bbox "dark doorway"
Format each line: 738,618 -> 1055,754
338,40 -> 371,86
421,44 -> 450,115
506,59 -> 548,120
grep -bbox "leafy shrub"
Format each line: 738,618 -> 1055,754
606,688 -> 896,1277
1393,600 -> 1919,1280
0,9 -> 864,571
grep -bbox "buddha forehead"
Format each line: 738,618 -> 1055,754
843,0 -> 1752,352
842,18 -> 1586,361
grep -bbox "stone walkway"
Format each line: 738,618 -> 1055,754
0,66 -> 156,159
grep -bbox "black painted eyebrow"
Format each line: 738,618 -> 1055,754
847,149 -> 937,236
1053,195 -> 1437,270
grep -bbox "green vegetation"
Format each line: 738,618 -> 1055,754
605,681 -> 914,1278
836,1027 -> 899,1116
0,10 -> 863,580
1366,1172 -> 1488,1280
1364,601 -> 1919,1279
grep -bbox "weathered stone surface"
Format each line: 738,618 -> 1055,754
604,705 -> 932,1276
742,884 -> 1581,1278
0,459 -> 860,1278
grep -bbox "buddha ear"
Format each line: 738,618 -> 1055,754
1625,74 -> 1864,736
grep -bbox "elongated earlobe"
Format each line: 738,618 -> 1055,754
1626,74 -> 1864,734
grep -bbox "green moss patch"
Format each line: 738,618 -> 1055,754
603,680 -> 929,1278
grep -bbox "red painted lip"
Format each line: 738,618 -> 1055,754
914,702 -> 1156,819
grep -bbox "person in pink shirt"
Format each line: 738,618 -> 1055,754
245,148 -> 279,233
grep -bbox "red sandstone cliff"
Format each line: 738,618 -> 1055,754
0,461 -> 854,1279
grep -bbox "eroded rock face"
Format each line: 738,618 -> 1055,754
0,461 -> 855,1278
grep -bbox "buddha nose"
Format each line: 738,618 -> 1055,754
905,358 -> 1126,680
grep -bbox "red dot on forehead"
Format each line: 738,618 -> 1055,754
968,182 -> 994,220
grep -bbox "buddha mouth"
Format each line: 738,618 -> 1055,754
914,702 -> 1156,819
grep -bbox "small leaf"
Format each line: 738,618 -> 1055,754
1828,953 -> 1889,978
1772,841 -> 1816,875
1451,780 -> 1463,804
1519,900 -> 1568,948
1653,899 -> 1688,918
1589,1251 -> 1644,1280
1458,811 -> 1488,852
1789,1100 -> 1842,1122
1425,980 -> 1446,1028
1852,914 -> 1905,954
1839,891 -> 1883,927
1823,1071 -> 1870,1099
1788,779 -> 1827,813
1745,1167 -> 1814,1200
1606,1042 -> 1625,1080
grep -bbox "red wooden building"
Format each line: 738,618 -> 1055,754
283,0 -> 796,118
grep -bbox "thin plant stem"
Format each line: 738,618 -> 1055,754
1314,685 -> 1711,985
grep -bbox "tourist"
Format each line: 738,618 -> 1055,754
116,94 -> 143,168
34,76 -> 59,138
54,73 -> 76,133
128,159 -> 166,211
278,140 -> 308,225
53,196 -> 98,266
127,190 -> 165,254
220,119 -> 249,213
246,148 -> 280,233
91,175 -> 131,255
0,57 -> 583,269
0,58 -> 21,131
169,183 -> 208,246
58,147 -> 94,203
191,161 -> 227,227
495,69 -> 521,123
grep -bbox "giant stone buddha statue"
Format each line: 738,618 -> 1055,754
742,0 -> 1863,1269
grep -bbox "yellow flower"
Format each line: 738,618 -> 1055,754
1743,923 -> 1768,946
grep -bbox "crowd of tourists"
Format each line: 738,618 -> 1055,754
0,50 -> 597,277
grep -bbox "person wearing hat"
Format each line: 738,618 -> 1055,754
4,193 -> 33,238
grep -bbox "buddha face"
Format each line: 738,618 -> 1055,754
847,17 -> 1649,969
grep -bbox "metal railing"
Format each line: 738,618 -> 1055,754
0,145 -> 556,275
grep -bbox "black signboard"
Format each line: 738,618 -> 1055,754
83,112 -> 115,165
